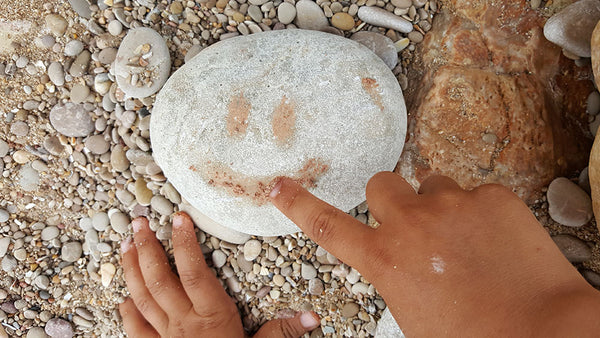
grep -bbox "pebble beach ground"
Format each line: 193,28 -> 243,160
1,0 -> 599,337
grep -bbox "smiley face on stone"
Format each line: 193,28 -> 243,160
150,30 -> 407,236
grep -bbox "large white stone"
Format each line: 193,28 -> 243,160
150,29 -> 407,236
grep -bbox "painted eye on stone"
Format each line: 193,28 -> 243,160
226,93 -> 296,147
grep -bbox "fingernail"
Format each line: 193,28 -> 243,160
121,237 -> 132,253
299,312 -> 319,329
172,213 -> 185,228
269,179 -> 283,199
132,218 -> 145,233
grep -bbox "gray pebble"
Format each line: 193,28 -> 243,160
79,217 -> 93,231
41,226 -> 60,241
45,318 -> 74,338
295,0 -> 328,30
0,238 -> 9,258
69,50 -> 91,77
33,275 -> 50,290
308,278 -> 324,295
13,248 -> 27,261
70,83 -> 90,103
43,136 -> 65,155
85,135 -> 110,154
61,242 -> 83,262
27,327 -> 49,338
587,91 -> 600,115
341,302 -> 360,318
11,121 -> 29,137
40,35 -> 56,48
212,250 -> 227,268
75,308 -> 94,321
1,255 -> 17,272
92,212 -> 110,231
48,62 -> 65,86
108,20 -> 123,36
16,56 -> 29,68
243,240 -> 262,261
0,140 -> 8,157
301,262 -> 317,280
45,14 -> 68,36
547,177 -> 593,227
0,209 -> 9,222
150,195 -> 173,215
98,48 -> 118,64
278,2 -> 297,24
64,40 -> 84,56
49,103 -> 94,137
552,235 -> 592,263
0,289 -> 6,300
109,211 -> 130,234
19,165 -> 40,191
358,6 -> 413,33
97,242 -> 112,253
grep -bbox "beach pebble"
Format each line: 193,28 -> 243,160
48,62 -> 65,86
547,177 -> 593,227
92,212 -> 110,231
184,45 -> 204,63
98,48 -> 117,64
0,140 -> 8,157
295,0 -> 329,30
19,165 -> 40,191
376,308 -> 405,337
212,250 -> 227,268
85,135 -> 110,154
68,0 -> 92,18
110,145 -> 130,172
61,242 -> 83,262
243,240 -> 262,261
331,13 -> 355,30
45,14 -> 68,36
0,238 -> 9,257
64,40 -> 84,57
150,196 -> 173,215
342,302 -> 360,318
108,20 -> 123,36
150,30 -> 406,236
49,103 -> 94,137
109,212 -> 130,234
358,6 -> 413,33
114,28 -> 171,98
1,255 -> 16,272
278,2 -> 297,25
308,278 -> 324,295
26,327 -> 48,338
33,275 -> 50,290
101,263 -> 116,287
552,235 -> 592,263
543,0 -> 600,57
301,262 -> 317,280
45,318 -> 74,338
135,179 -> 153,206
582,270 -> 600,287
69,50 -> 91,77
11,121 -> 29,137
351,31 -> 398,69
41,227 -> 60,241
70,83 -> 89,104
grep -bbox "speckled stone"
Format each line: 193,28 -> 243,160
376,308 -> 405,337
49,103 -> 94,137
151,30 -> 407,236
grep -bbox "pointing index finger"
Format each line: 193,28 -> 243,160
270,178 -> 375,271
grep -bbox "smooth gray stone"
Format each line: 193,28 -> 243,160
151,30 -> 407,236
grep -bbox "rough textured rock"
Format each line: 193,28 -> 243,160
375,308 -> 405,338
151,30 -> 407,236
398,0 -> 593,202
543,0 -> 600,57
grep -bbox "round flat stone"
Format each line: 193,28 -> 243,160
150,30 -> 407,236
49,103 -> 94,137
114,27 -> 171,98
547,177 -> 593,227
351,31 -> 398,69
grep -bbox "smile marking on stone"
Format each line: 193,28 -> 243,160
190,159 -> 329,206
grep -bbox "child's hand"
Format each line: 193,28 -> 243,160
119,214 -> 320,338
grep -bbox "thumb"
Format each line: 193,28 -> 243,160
253,311 -> 320,338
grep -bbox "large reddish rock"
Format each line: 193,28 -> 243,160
397,0 -> 593,202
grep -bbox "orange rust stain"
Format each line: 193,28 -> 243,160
272,95 -> 296,146
226,93 -> 251,137
361,77 -> 385,112
199,158 -> 329,206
